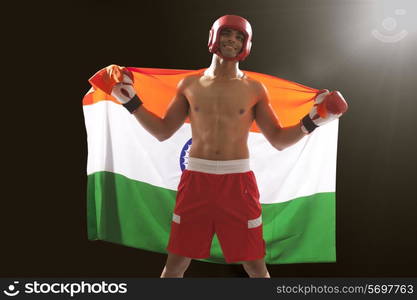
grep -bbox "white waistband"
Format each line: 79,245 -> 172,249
186,157 -> 250,174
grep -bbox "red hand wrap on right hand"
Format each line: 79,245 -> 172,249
88,64 -> 134,95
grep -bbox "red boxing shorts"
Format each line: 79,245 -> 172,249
167,157 -> 266,263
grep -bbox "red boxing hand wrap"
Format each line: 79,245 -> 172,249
302,90 -> 348,134
89,65 -> 133,95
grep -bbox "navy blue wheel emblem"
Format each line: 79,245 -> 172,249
179,138 -> 192,171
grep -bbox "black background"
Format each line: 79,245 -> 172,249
1,0 -> 416,277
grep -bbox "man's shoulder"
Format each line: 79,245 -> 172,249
176,74 -> 200,92
179,74 -> 201,87
244,75 -> 267,94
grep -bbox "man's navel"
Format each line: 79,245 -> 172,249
239,108 -> 245,114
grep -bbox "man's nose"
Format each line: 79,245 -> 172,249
227,35 -> 237,43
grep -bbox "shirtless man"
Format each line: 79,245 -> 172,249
109,15 -> 347,278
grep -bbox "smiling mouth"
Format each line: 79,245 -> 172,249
223,44 -> 236,50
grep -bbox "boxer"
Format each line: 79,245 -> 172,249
107,15 -> 348,277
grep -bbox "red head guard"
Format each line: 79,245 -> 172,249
208,15 -> 253,61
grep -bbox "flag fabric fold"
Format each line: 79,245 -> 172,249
83,67 -> 337,264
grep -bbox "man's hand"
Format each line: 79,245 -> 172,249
111,73 -> 136,104
104,64 -> 142,113
89,64 -> 143,113
301,89 -> 348,134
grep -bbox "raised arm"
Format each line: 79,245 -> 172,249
254,82 -> 306,151
254,82 -> 348,151
132,79 -> 189,141
111,72 -> 190,142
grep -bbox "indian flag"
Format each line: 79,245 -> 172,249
83,67 -> 337,264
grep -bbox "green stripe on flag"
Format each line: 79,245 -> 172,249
87,171 -> 335,264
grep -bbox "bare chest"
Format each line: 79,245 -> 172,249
184,78 -> 257,116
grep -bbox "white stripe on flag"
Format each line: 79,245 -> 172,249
83,100 -> 338,204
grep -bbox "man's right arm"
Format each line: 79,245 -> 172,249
131,78 -> 190,141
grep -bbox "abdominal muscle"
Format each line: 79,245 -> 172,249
187,110 -> 254,161
184,74 -> 258,161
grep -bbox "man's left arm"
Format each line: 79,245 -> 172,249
254,82 -> 348,151
254,88 -> 306,151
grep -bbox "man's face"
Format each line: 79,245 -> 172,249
219,27 -> 244,58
